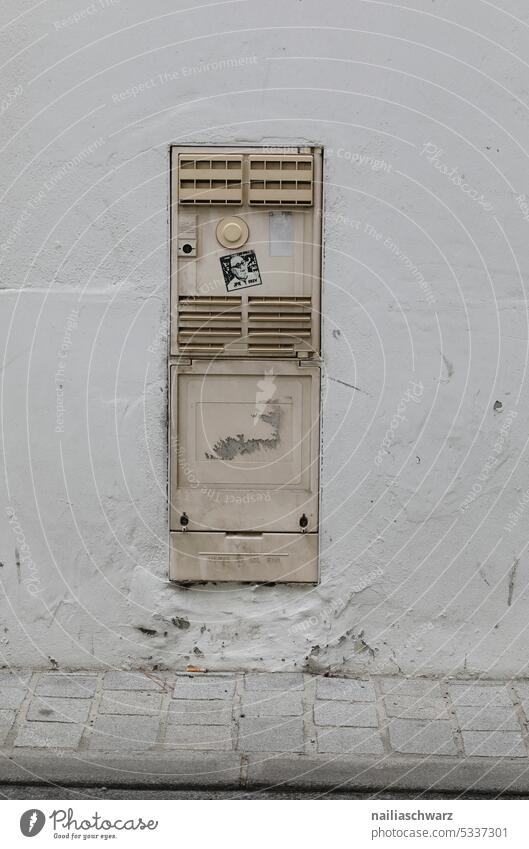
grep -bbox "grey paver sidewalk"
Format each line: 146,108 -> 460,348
2,670 -> 529,793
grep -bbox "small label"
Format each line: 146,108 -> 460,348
269,211 -> 293,256
220,250 -> 262,292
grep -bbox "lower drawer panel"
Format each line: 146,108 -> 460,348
170,531 -> 318,583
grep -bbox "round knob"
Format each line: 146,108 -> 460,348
216,216 -> 249,249
223,222 -> 242,243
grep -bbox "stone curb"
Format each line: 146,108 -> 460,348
2,750 -> 529,794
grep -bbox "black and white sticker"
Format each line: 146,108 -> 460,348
220,250 -> 262,292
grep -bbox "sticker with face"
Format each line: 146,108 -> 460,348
220,250 -> 262,292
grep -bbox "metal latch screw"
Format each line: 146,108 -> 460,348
299,513 -> 308,532
180,512 -> 189,531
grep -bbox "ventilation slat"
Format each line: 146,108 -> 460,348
248,344 -> 295,354
179,296 -> 242,308
248,330 -> 312,338
248,315 -> 311,323
179,330 -> 241,338
182,344 -> 225,353
248,297 -> 311,308
179,314 -> 241,324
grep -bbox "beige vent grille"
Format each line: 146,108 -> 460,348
248,297 -> 312,352
248,155 -> 313,206
178,155 -> 243,204
175,296 -> 316,356
178,296 -> 242,353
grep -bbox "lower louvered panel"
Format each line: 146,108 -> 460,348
175,296 -> 316,356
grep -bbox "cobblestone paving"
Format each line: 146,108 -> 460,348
1,670 -> 529,760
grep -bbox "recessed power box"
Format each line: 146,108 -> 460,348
169,146 -> 322,583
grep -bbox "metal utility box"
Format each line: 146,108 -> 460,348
169,146 -> 322,583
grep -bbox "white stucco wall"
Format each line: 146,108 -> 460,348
1,0 -> 529,677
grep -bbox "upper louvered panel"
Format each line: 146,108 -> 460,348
248,155 -> 313,206
178,154 -> 243,204
177,296 -> 242,353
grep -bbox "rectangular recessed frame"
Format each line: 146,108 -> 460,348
169,359 -> 320,535
169,145 -> 322,584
